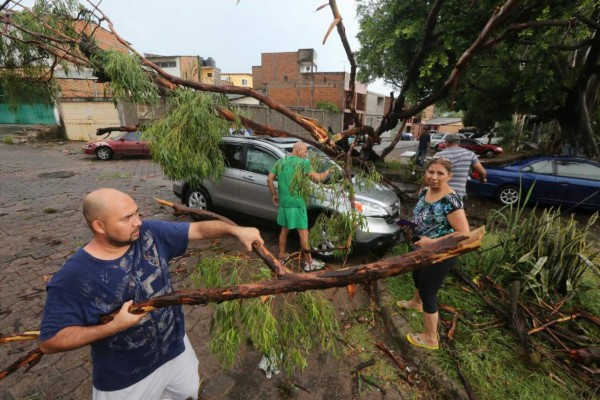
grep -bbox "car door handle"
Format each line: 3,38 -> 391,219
242,175 -> 255,181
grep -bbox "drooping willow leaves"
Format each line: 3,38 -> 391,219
91,49 -> 160,106
143,90 -> 231,188
192,255 -> 339,374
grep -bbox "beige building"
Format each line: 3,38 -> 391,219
222,73 -> 253,88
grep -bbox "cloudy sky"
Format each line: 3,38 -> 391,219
88,0 -> 392,94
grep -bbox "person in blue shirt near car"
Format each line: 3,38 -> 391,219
416,131 -> 431,167
39,188 -> 263,400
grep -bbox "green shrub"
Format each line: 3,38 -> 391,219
315,101 -> 339,113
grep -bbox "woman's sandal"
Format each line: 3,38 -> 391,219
406,332 -> 439,351
396,300 -> 423,313
278,253 -> 290,263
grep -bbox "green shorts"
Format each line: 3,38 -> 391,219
277,206 -> 308,230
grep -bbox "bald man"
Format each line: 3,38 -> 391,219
39,188 -> 263,400
267,141 -> 329,271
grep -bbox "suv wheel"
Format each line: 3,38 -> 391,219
309,211 -> 346,260
186,188 -> 212,211
311,229 -> 338,259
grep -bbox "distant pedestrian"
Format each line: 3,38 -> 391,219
416,131 -> 431,167
433,134 -> 487,198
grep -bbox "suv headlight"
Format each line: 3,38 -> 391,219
354,200 -> 387,217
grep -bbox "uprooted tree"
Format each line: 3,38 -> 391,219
0,0 -> 594,382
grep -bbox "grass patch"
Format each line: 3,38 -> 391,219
341,311 -> 421,397
43,207 -> 58,214
1,135 -> 15,144
385,217 -> 599,400
387,268 -> 594,400
98,171 -> 131,179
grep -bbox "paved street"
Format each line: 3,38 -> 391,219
0,139 -> 413,400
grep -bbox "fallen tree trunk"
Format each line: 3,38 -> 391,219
0,199 -> 484,381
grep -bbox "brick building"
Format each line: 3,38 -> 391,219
144,54 -> 221,85
252,49 -> 367,130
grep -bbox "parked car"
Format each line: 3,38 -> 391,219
400,132 -> 414,141
82,131 -> 149,160
173,136 -> 402,254
429,133 -> 449,149
466,156 -> 600,209
436,138 -> 504,158
474,132 -> 503,145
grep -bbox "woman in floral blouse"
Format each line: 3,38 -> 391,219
397,158 -> 470,350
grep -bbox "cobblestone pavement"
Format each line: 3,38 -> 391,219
0,140 -> 412,400
0,140 -> 199,399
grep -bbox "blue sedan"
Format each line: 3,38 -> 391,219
467,156 -> 600,210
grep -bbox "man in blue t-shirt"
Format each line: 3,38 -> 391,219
39,188 -> 263,399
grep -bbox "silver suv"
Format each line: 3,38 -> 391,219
172,136 -> 402,252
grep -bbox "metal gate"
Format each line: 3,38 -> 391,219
0,103 -> 57,124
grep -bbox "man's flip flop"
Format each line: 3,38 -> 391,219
406,333 -> 439,350
396,300 -> 423,313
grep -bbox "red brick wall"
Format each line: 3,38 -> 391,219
252,52 -> 351,110
58,78 -> 111,98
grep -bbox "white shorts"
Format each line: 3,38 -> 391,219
93,335 -> 200,400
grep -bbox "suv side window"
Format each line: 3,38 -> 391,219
246,146 -> 278,175
222,143 -> 243,169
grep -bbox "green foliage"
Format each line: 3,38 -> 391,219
386,236 -> 598,399
92,50 -> 160,105
1,136 -> 15,144
0,74 -> 58,109
98,171 -> 131,179
192,255 -> 340,374
356,0 -> 600,152
315,101 -> 339,113
474,201 -> 600,301
143,90 -> 231,188
0,1 -> 90,105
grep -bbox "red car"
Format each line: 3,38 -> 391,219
82,131 -> 150,160
435,138 -> 504,158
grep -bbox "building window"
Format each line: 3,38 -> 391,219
207,73 -> 213,78
241,79 -> 248,86
155,61 -> 176,68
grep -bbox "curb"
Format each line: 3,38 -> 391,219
375,281 -> 469,399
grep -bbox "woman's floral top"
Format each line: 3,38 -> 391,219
413,188 -> 463,239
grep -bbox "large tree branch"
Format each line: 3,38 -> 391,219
90,7 -> 336,147
0,199 -> 484,381
396,0 -> 521,120
326,0 -> 361,127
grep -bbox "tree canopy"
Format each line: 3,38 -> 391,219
356,0 -> 600,158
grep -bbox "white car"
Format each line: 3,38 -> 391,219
429,133 -> 452,149
475,132 -> 503,145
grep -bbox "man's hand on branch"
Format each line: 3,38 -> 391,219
110,300 -> 148,333
234,227 -> 264,251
